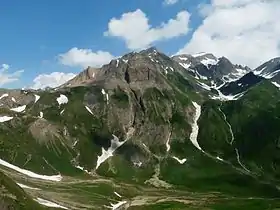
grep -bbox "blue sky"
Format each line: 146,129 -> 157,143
0,0 -> 279,89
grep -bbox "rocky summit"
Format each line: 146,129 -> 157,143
1,48 -> 280,209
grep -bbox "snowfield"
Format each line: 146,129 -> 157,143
10,105 -> 26,112
56,94 -> 68,105
0,158 -> 62,181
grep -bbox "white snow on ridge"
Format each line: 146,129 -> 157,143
192,52 -> 208,57
85,106 -> 94,115
178,57 -> 189,61
201,58 -> 218,67
105,201 -> 127,210
17,183 -> 40,190
0,158 -> 62,181
261,69 -> 280,79
172,156 -> 187,164
10,105 -> 26,113
179,62 -> 191,69
254,66 -> 267,75
35,198 -> 68,209
0,116 -> 13,122
189,102 -> 202,151
0,93 -> 8,100
56,94 -> 68,105
34,94 -> 40,103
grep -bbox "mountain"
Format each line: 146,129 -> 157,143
1,48 -> 280,209
172,53 -> 251,85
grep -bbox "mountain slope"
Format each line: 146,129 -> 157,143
1,48 -> 280,209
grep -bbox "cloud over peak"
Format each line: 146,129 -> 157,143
105,9 -> 191,50
58,47 -> 115,68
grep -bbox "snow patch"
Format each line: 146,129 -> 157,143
96,135 -> 126,169
0,116 -> 13,122
172,156 -> 187,164
105,201 -> 127,210
178,57 -> 188,61
39,112 -> 43,118
34,94 -> 40,103
0,158 -> 62,181
35,198 -> 68,209
56,94 -> 68,105
116,59 -> 119,67
272,81 -> 280,88
192,52 -> 207,57
11,97 -> 16,102
216,156 -> 224,161
210,90 -> 245,101
197,81 -> 211,91
261,69 -> 280,79
166,132 -> 171,152
96,128 -> 134,169
10,105 -> 26,113
85,106 -> 94,115
189,102 -> 202,150
0,93 -> 8,100
201,57 -> 218,67
17,183 -> 40,190
179,62 -> 191,69
75,165 -> 91,174
60,109 -> 65,115
114,192 -> 122,198
169,67 -> 174,72
123,59 -> 128,63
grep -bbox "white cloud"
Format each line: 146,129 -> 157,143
0,64 -> 24,86
164,0 -> 179,5
105,9 -> 191,50
178,0 -> 280,68
58,47 -> 114,68
30,72 -> 76,90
